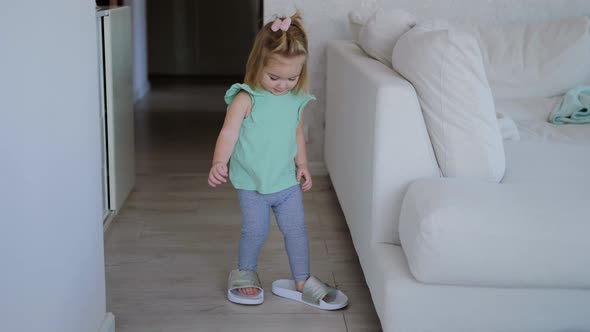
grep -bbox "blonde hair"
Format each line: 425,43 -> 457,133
244,11 -> 309,94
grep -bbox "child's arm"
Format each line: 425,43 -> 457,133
208,91 -> 251,187
295,112 -> 312,192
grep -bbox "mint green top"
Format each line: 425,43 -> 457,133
224,83 -> 316,194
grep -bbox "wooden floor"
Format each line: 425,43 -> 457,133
104,85 -> 382,332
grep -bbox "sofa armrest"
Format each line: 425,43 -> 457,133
324,40 -> 440,247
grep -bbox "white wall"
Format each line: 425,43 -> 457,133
264,0 -> 590,161
124,0 -> 150,102
0,2 -> 108,332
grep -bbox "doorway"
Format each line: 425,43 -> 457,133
134,0 -> 262,114
146,0 -> 262,84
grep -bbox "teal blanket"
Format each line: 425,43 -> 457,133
549,86 -> 590,125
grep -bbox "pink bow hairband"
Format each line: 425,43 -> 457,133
271,17 -> 292,32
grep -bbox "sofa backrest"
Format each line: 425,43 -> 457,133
452,16 -> 590,100
352,3 -> 590,100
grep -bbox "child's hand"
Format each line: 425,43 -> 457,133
296,164 -> 312,192
208,162 -> 228,187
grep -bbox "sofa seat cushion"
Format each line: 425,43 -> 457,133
496,97 -> 590,144
399,177 -> 590,288
502,140 -> 590,183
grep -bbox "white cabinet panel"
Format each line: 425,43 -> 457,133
96,12 -> 110,221
101,7 -> 135,212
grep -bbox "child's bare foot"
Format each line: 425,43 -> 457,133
295,280 -> 305,292
237,287 -> 260,296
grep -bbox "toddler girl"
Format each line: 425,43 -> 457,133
208,12 -> 347,310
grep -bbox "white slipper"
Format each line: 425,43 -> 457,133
227,269 -> 264,305
271,276 -> 348,310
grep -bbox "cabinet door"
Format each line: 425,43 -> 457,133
96,14 -> 110,221
103,7 -> 135,211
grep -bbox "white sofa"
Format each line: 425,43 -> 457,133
324,17 -> 590,332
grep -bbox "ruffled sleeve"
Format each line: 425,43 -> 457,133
224,83 -> 260,105
297,93 -> 316,122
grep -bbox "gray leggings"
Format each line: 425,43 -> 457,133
237,184 -> 310,282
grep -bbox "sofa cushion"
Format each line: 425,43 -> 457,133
357,9 -> 416,68
347,3 -> 380,43
454,16 -> 590,100
399,177 -> 590,288
392,20 -> 505,182
502,140 -> 590,184
496,97 -> 590,144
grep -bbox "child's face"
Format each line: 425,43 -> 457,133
261,54 -> 306,95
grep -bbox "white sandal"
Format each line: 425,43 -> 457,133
227,269 -> 264,305
271,276 -> 348,310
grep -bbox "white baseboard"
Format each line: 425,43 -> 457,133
98,312 -> 115,332
103,212 -> 114,233
103,208 -> 120,233
309,161 -> 328,176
